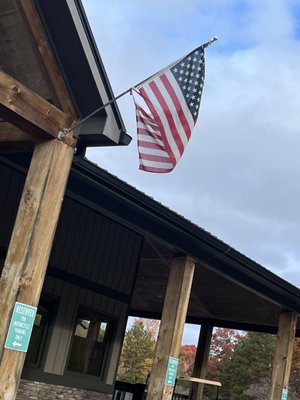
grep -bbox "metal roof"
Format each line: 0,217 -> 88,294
70,156 -> 300,334
1,151 -> 300,334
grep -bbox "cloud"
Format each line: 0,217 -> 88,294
83,1 -> 300,288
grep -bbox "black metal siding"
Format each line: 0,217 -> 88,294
0,160 -> 143,300
50,196 -> 142,296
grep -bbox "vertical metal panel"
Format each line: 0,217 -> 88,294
0,163 -> 25,249
49,197 -> 143,297
89,215 -> 110,283
82,213 -> 103,281
43,282 -> 80,375
96,220 -> 117,285
123,235 -> 143,294
50,199 -> 77,272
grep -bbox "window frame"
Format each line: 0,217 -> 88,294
66,306 -> 115,380
25,295 -> 59,367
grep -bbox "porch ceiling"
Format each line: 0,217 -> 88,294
1,153 -> 300,336
131,237 -> 300,335
0,0 -> 130,148
65,158 -> 300,336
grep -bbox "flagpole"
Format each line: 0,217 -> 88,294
58,36 -> 218,139
58,88 -> 132,139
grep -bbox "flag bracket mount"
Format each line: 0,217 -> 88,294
58,36 -> 219,138
58,128 -> 68,140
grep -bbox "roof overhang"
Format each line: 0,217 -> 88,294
0,0 -> 131,148
34,0 -> 131,147
68,157 -> 300,335
1,153 -> 300,335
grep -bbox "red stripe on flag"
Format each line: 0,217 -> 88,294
137,130 -> 162,140
139,87 -> 177,167
139,164 -> 173,173
137,139 -> 165,149
160,74 -> 193,140
149,79 -> 185,156
138,152 -> 171,163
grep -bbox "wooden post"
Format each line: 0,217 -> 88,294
0,137 -> 74,400
146,255 -> 196,400
190,325 -> 213,400
268,311 -> 297,400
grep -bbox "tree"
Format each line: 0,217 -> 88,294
292,338 -> 300,374
117,319 -> 157,384
175,345 -> 197,393
177,328 -> 242,396
219,332 -> 276,400
207,328 -> 243,381
143,319 -> 160,342
178,344 -> 197,377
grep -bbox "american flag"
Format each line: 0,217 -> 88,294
134,45 -> 205,173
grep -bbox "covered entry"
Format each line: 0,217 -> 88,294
1,154 -> 300,399
0,0 -> 300,399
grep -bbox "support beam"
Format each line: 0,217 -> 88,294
190,325 -> 213,400
0,71 -> 72,139
0,138 -> 75,400
268,311 -> 298,400
146,255 -> 195,400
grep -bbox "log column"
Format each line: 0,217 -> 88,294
0,138 -> 74,400
268,311 -> 298,400
190,325 -> 213,400
146,255 -> 196,400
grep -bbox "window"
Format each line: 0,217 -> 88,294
25,298 -> 57,365
67,308 -> 112,377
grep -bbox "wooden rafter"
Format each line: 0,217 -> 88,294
0,70 -> 74,141
18,0 -> 77,119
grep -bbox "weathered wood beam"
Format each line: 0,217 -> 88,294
0,138 -> 75,400
147,256 -> 195,400
0,70 -> 72,139
18,0 -> 77,118
268,311 -> 297,400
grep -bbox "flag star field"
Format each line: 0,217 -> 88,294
171,47 -> 205,121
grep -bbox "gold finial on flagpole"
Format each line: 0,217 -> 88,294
203,36 -> 219,48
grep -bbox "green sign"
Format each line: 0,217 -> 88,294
165,357 -> 178,386
4,302 -> 37,352
281,388 -> 288,400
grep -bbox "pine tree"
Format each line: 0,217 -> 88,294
219,332 -> 276,400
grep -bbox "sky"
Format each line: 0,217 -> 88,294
81,0 -> 300,344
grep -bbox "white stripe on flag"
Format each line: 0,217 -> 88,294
138,147 -> 170,157
140,82 -> 181,163
154,73 -> 190,147
137,121 -> 160,135
164,70 -> 195,132
138,134 -> 164,146
139,159 -> 173,170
